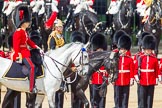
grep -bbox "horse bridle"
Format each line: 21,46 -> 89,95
43,48 -> 89,81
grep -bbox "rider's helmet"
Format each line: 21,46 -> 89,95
70,31 -> 86,43
144,0 -> 153,7
54,19 -> 63,28
14,4 -> 31,28
90,32 -> 108,51
118,35 -> 131,50
142,35 -> 156,50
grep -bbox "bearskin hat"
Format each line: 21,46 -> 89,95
118,35 -> 131,50
90,32 -> 108,51
70,31 -> 86,43
29,30 -> 42,47
113,30 -> 127,44
138,31 -> 151,46
14,4 -> 31,28
142,35 -> 156,50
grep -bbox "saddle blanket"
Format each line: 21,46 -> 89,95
2,61 -> 44,80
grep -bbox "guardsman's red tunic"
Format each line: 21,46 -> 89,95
12,28 -> 37,61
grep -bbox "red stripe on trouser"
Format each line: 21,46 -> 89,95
45,11 -> 58,28
26,58 -> 35,92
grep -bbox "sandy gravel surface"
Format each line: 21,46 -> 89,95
1,83 -> 162,108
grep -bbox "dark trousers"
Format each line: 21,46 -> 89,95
114,85 -> 117,107
89,84 -> 93,107
55,90 -> 64,108
114,85 -> 130,108
137,84 -> 141,107
2,89 -> 21,108
138,85 -> 155,108
91,84 -> 107,108
23,58 -> 35,92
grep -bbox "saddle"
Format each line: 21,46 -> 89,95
2,49 -> 44,80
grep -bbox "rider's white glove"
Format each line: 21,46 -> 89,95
30,0 -> 36,7
70,0 -> 80,6
36,46 -> 44,55
83,1 -> 93,6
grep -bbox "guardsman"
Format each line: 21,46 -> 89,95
70,0 -> 95,14
45,0 -> 60,29
111,30 -> 131,108
12,6 -> 41,93
133,31 -> 152,107
134,35 -> 159,108
2,0 -> 22,16
89,33 -> 108,108
112,35 -> 134,108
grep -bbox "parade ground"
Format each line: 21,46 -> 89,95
1,42 -> 162,108
1,84 -> 162,108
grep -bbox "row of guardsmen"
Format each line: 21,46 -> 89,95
88,29 -> 162,108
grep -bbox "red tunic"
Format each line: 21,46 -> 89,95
134,54 -> 159,85
12,28 -> 37,61
0,50 -> 5,58
115,55 -> 134,86
91,66 -> 109,84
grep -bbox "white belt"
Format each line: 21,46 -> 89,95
97,69 -> 106,73
140,69 -> 154,72
119,70 -> 130,73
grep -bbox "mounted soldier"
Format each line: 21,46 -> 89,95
11,5 -> 42,93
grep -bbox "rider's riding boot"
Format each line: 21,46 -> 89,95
45,11 -> 58,29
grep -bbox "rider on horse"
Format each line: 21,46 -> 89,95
30,0 -> 45,15
44,0 -> 60,29
70,0 -> 96,14
47,19 -> 65,50
11,5 -> 42,93
2,0 -> 22,16
107,0 -> 122,14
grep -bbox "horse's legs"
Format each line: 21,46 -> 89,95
35,94 -> 45,108
2,89 -> 21,108
47,90 -> 56,108
71,92 -> 83,108
26,93 -> 36,108
75,89 -> 89,108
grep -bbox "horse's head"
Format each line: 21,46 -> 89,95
70,42 -> 89,76
103,51 -> 119,82
121,0 -> 133,17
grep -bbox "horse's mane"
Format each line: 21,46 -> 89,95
47,42 -> 84,58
